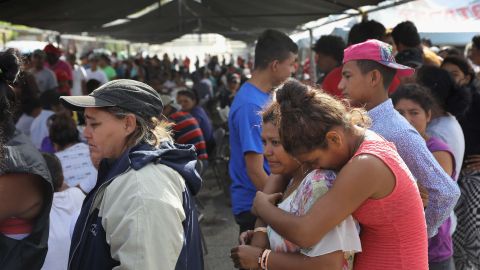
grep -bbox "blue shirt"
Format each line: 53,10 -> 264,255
228,82 -> 271,215
190,106 -> 213,141
368,99 -> 460,237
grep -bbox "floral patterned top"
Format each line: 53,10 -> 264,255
267,170 -> 362,270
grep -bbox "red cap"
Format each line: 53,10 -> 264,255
44,44 -> 62,56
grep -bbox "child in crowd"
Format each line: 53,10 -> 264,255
40,153 -> 85,270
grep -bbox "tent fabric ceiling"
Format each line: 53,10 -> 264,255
0,0 -> 383,43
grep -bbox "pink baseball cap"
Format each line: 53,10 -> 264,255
343,39 -> 415,77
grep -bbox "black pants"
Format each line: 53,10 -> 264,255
234,211 -> 256,234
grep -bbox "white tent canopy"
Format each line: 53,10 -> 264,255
292,0 -> 480,46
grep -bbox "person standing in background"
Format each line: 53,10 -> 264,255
228,29 -> 298,234
67,54 -> 87,96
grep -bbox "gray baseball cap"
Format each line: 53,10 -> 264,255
60,79 -> 163,119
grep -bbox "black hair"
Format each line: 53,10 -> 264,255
473,35 -> 480,50
395,47 -> 424,69
67,53 -> 76,63
49,114 -> 80,149
421,38 -> 432,47
177,89 -> 198,104
355,60 -> 396,89
226,73 -> 240,84
41,152 -> 64,192
347,20 -> 386,45
0,49 -> 21,142
438,46 -> 461,57
86,79 -> 101,95
313,35 -> 346,63
441,55 -> 476,85
391,83 -> 435,113
416,65 -> 471,118
39,90 -> 61,110
21,97 -> 42,115
100,54 -> 111,65
391,21 -> 421,48
254,29 -> 298,70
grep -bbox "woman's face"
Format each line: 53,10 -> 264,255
294,129 -> 349,172
177,94 -> 195,111
441,62 -> 470,86
394,98 -> 431,137
261,122 -> 300,175
83,107 -> 131,161
295,147 -> 342,171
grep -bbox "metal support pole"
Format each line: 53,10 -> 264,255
309,28 -> 317,84
2,32 -> 6,51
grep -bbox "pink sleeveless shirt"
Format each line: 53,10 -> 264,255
352,132 -> 428,270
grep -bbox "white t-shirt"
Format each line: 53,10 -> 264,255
427,114 -> 465,180
30,110 -> 54,149
55,142 -> 98,193
42,187 -> 85,270
15,113 -> 35,137
86,68 -> 108,85
268,170 -> 361,269
71,64 -> 87,96
31,68 -> 58,93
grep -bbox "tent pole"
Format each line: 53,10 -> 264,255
2,32 -> 6,50
309,28 -> 316,84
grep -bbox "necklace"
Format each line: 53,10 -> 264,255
282,167 -> 310,201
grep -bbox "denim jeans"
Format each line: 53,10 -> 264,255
430,257 -> 456,270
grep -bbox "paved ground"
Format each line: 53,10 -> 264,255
198,168 -> 238,270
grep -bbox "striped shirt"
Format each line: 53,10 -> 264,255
169,111 -> 208,160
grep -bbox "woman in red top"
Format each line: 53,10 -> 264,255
252,79 -> 428,270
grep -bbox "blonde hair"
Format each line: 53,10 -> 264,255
104,107 -> 172,148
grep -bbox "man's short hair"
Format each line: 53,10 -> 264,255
254,29 -> 298,70
21,97 -> 42,115
355,60 -> 396,89
86,79 -> 101,95
40,90 -> 61,110
313,35 -> 346,63
49,114 -> 80,149
472,35 -> 480,50
347,20 -> 386,45
32,49 -> 46,60
391,21 -> 421,48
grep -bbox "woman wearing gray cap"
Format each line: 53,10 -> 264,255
61,79 -> 203,270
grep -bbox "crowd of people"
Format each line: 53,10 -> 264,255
229,22 -> 480,270
0,16 -> 478,270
